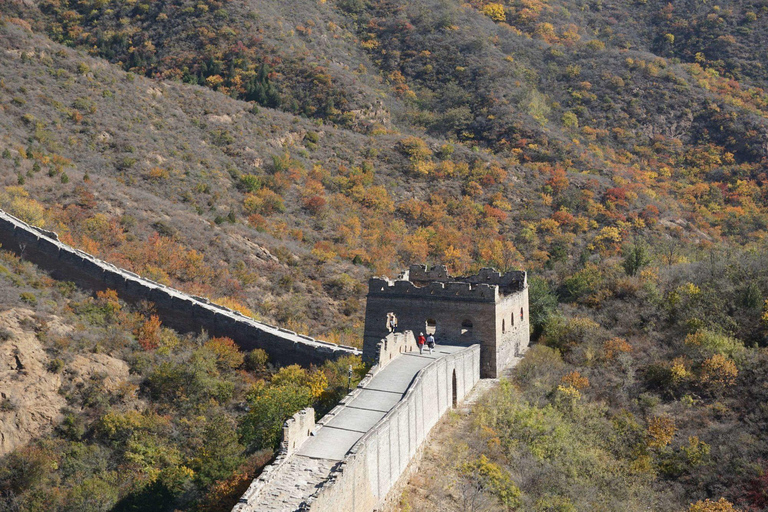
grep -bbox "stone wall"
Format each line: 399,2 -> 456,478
302,344 -> 481,511
375,330 -> 419,369
284,408 -> 315,457
234,407 -> 326,510
363,289 -> 496,375
494,288 -> 530,376
0,210 -> 358,367
368,277 -> 499,302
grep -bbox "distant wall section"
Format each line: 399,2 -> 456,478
0,210 -> 358,367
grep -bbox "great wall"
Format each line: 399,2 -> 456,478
0,209 -> 358,366
0,209 -> 529,512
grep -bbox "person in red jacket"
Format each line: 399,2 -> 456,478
417,332 -> 426,354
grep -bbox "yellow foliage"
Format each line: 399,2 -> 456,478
534,22 -> 557,43
588,226 -> 622,254
271,365 -> 308,388
700,354 -> 738,388
670,357 -> 690,384
555,384 -> 581,401
647,415 -> 676,449
1,186 -> 46,226
205,337 -> 245,369
688,498 -> 738,512
271,364 -> 327,399
398,136 -> 432,161
213,297 -> 257,318
205,74 -> 225,89
243,188 -> 285,215
481,3 -> 506,21
678,282 -> 701,297
306,371 -> 328,399
411,159 -> 436,176
538,218 -> 561,233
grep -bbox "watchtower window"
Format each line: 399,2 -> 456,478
426,318 -> 437,335
511,312 -> 515,326
502,319 -> 506,333
461,319 -> 473,336
520,307 -> 524,321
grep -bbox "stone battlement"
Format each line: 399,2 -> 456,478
368,278 -> 499,302
397,265 -> 526,296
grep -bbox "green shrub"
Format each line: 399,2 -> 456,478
245,349 -> 269,372
0,398 -> 16,412
239,384 -> 312,450
48,358 -> 65,373
20,292 -> 37,305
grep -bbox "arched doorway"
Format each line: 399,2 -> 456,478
452,369 -> 457,408
460,319 -> 473,342
426,318 -> 437,335
386,312 -> 398,333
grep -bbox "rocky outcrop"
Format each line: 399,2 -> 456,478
0,308 -> 129,456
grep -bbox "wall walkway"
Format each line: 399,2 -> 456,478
0,210 -> 358,366
234,332 -> 481,512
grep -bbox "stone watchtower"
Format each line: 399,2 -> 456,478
362,265 -> 529,378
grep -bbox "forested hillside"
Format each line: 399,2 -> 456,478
1,0 -> 768,509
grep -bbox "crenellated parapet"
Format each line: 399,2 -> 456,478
459,268 -> 527,295
368,277 -> 499,302
393,265 -> 526,296
403,264 -> 449,283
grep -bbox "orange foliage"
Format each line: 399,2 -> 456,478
561,371 -> 589,390
136,315 -> 162,350
545,167 -> 569,195
205,337 -> 245,369
602,337 -> 632,360
688,498 -> 739,512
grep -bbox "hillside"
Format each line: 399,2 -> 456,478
1,0 -> 768,509
0,247 -> 363,511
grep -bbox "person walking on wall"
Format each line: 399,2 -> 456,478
417,332 -> 426,354
387,313 -> 398,333
426,333 -> 435,354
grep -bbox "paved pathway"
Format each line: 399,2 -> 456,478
243,343 -> 468,511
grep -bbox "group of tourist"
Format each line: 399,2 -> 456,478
386,313 -> 436,354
